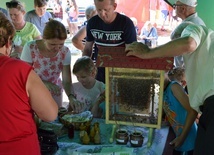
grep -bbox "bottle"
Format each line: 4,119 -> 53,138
94,130 -> 101,144
68,124 -> 74,139
82,132 -> 90,144
90,125 -> 95,142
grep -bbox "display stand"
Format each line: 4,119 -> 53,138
96,46 -> 173,147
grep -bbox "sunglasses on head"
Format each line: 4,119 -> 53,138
6,1 -> 21,8
172,4 -> 184,9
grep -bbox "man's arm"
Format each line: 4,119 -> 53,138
125,36 -> 197,59
82,41 -> 94,57
72,26 -> 86,51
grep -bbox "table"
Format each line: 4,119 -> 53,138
40,118 -> 169,155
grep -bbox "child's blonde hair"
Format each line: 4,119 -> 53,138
168,67 -> 185,77
168,67 -> 186,85
73,56 -> 97,75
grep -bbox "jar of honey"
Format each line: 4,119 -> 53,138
130,131 -> 144,147
115,129 -> 129,145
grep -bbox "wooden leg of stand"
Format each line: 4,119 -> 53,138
147,128 -> 154,147
109,124 -> 117,143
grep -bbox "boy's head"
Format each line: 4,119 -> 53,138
73,56 -> 97,86
34,0 -> 48,17
73,56 -> 96,74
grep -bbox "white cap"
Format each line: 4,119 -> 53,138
177,0 -> 197,7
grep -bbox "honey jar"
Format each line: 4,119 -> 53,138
130,131 -> 144,147
115,129 -> 129,145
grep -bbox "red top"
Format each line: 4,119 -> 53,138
0,56 -> 40,155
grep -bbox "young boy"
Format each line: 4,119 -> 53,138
71,56 -> 105,118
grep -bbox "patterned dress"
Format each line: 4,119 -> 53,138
21,40 -> 71,106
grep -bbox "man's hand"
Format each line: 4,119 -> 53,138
125,41 -> 150,59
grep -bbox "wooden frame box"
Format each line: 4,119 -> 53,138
96,46 -> 173,129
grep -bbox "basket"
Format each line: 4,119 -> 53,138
59,111 -> 93,130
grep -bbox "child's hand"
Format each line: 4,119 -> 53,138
169,136 -> 184,149
69,99 -> 85,113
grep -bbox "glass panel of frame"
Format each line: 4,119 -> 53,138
105,67 -> 165,129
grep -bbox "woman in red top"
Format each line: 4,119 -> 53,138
0,12 -> 58,155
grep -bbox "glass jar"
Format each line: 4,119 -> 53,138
130,131 -> 144,147
115,129 -> 129,145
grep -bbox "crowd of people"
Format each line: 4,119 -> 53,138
0,0 -> 214,154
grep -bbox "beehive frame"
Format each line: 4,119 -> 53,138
105,67 -> 165,129
96,46 -> 173,129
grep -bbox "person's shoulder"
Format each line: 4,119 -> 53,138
6,57 -> 31,68
25,22 -> 36,28
0,55 -> 10,64
96,80 -> 105,84
72,82 -> 82,89
184,22 -> 204,32
88,15 -> 99,22
26,10 -> 36,16
0,7 -> 8,15
170,81 -> 183,89
117,13 -> 131,20
45,11 -> 53,18
0,57 -> 32,76
26,22 -> 40,30
87,15 -> 101,28
116,13 -> 133,23
24,40 -> 37,49
95,80 -> 105,88
62,45 -> 71,53
25,22 -> 41,34
152,26 -> 158,32
0,7 -> 7,12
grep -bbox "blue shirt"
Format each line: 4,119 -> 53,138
25,10 -> 52,35
0,8 -> 8,17
86,13 -> 137,47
